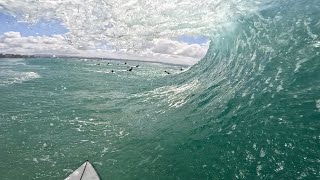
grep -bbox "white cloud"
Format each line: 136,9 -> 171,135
3,31 -> 21,38
0,31 -> 79,55
151,38 -> 209,59
0,31 -> 208,65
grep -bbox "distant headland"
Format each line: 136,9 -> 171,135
0,53 -> 38,58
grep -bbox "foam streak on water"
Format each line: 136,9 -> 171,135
0,59 -> 40,86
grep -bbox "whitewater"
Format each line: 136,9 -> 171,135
0,0 -> 320,179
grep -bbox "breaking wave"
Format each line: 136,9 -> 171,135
1,0 -> 319,178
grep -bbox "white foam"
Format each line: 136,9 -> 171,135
316,99 -> 320,112
259,148 -> 266,157
275,68 -> 282,81
101,147 -> 108,153
256,164 -> 262,176
313,41 -> 320,48
294,58 -> 308,72
39,155 -> 50,162
0,70 -> 40,86
144,80 -> 201,108
275,161 -> 284,172
276,84 -> 283,92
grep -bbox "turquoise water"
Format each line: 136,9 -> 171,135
0,51 -> 319,179
0,58 -> 187,179
1,0 -> 320,179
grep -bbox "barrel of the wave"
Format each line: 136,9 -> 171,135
65,160 -> 100,180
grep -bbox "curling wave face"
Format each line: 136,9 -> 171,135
0,0 -> 319,179
150,0 -> 320,178
122,0 -> 320,178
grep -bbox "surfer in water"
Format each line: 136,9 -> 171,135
128,67 -> 133,71
164,70 -> 170,74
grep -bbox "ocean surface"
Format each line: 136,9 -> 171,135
0,58 -> 187,179
1,0 -> 320,179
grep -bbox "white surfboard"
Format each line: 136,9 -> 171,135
65,161 -> 100,180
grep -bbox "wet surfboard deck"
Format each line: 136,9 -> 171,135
65,161 -> 100,180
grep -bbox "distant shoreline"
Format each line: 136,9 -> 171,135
0,53 -> 38,59
0,53 -> 190,67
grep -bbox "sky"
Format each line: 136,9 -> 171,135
0,13 -> 68,36
0,11 -> 209,65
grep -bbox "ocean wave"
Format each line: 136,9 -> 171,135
1,0 -> 319,179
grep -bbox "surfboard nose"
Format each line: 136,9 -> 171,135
65,161 -> 100,180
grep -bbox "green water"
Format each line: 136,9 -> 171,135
0,58 -> 186,179
0,54 -> 319,179
1,1 -> 320,179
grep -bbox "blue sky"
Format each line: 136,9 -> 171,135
0,12 -> 68,36
175,35 -> 208,44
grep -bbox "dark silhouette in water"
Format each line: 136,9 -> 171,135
180,67 -> 183,71
164,71 -> 170,74
111,70 -> 114,73
96,63 -> 100,65
128,67 -> 133,72
136,65 -> 139,67
124,62 -> 127,65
